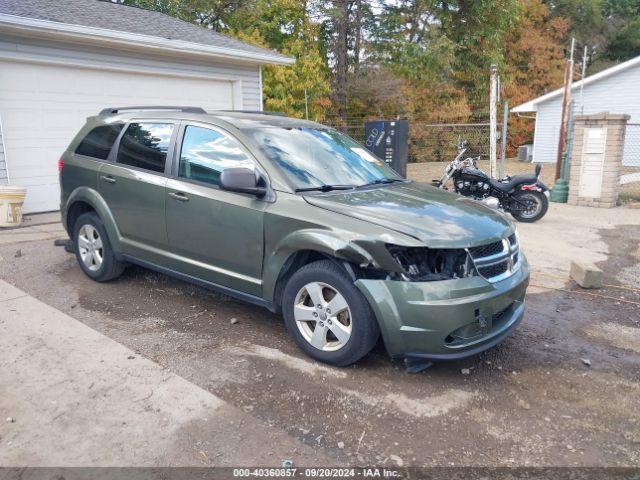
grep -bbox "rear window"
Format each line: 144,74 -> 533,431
116,123 -> 174,173
75,124 -> 124,160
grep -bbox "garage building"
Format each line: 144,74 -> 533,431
0,0 -> 292,213
511,54 -> 640,167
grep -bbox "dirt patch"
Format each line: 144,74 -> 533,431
383,390 -> 477,418
584,322 -> 640,354
1,209 -> 640,466
229,344 -> 348,379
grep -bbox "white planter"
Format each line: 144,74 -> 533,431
0,186 -> 27,227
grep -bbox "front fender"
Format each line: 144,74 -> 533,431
262,228 -> 399,303
64,187 -> 122,251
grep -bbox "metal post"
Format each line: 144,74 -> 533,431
579,46 -> 588,114
562,101 -> 575,181
500,100 -> 509,178
304,89 -> 309,120
489,64 -> 498,177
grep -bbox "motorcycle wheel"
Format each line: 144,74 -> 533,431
510,190 -> 548,223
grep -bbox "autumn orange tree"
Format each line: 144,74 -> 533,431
503,0 -> 570,154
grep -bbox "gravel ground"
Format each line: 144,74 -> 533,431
0,205 -> 639,467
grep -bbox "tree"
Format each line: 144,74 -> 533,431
226,0 -> 332,119
504,0 -> 569,153
439,0 -> 521,113
544,0 -> 640,73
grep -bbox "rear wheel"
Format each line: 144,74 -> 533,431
73,212 -> 125,282
282,260 -> 379,366
510,190 -> 548,223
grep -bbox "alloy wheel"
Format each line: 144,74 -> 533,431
77,224 -> 104,272
293,282 -> 352,352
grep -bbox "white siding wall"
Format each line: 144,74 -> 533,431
0,32 -> 263,186
532,101 -> 563,165
532,62 -> 640,166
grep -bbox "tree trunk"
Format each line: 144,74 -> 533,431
334,0 -> 350,126
353,0 -> 362,74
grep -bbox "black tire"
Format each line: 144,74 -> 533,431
282,260 -> 380,366
73,211 -> 125,282
510,190 -> 548,223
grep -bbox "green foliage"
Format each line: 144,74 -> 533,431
223,0 -> 331,119
545,0 -> 640,72
369,1 -> 455,84
607,18 -> 640,60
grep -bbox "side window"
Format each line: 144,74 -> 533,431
179,125 -> 254,186
75,124 -> 124,160
116,123 -> 174,173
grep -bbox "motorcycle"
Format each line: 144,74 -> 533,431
432,139 -> 549,223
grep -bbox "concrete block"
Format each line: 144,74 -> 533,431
570,261 -> 603,288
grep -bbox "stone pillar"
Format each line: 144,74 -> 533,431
568,113 -> 629,208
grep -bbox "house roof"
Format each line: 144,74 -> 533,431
0,0 -> 294,65
512,54 -> 640,112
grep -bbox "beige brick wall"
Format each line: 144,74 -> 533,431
567,113 -> 629,208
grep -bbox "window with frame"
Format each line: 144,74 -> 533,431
116,123 -> 174,173
75,124 -> 124,160
179,125 -> 254,186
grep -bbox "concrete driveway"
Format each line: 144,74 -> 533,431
0,205 -> 639,467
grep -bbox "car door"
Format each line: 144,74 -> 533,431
165,122 -> 267,297
99,120 -> 178,262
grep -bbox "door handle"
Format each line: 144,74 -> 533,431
100,175 -> 116,184
168,192 -> 189,202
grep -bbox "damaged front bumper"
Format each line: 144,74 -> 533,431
355,255 -> 530,360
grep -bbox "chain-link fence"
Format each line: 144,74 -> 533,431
622,123 -> 640,202
324,121 -> 496,163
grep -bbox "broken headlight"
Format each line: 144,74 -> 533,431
386,244 -> 475,281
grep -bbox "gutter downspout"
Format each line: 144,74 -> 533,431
0,113 -> 9,184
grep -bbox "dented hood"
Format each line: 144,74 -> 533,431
303,182 -> 513,248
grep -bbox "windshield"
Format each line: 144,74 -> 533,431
244,127 -> 402,190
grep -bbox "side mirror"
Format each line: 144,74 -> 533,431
220,167 -> 267,197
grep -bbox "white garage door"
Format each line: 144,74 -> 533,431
0,60 -> 236,213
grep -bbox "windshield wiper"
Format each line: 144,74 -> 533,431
295,184 -> 356,193
357,178 -> 405,188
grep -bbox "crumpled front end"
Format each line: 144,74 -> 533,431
355,253 -> 529,360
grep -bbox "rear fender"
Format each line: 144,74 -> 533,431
519,182 -> 548,193
64,187 -> 122,251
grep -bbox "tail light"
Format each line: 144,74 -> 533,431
58,158 -> 64,173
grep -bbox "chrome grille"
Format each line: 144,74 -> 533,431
468,241 -> 504,258
478,260 -> 509,278
467,234 -> 520,282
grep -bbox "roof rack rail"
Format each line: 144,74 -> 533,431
218,110 -> 287,117
99,106 -> 206,115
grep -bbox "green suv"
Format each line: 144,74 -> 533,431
60,107 -> 529,369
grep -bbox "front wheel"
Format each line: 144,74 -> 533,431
282,260 -> 380,366
510,190 -> 548,223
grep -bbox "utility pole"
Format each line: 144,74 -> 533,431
500,100 -> 509,178
554,37 -> 575,181
304,88 -> 309,120
550,37 -> 576,203
489,64 -> 498,177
